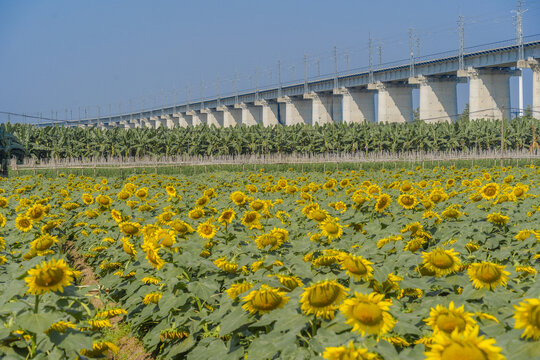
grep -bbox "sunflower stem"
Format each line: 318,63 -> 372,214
34,294 -> 40,313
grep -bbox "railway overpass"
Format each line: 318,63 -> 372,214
41,39 -> 540,128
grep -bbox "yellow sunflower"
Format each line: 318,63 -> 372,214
141,242 -> 165,270
468,262 -> 509,290
95,194 -> 113,209
374,194 -> 392,213
397,194 -> 418,210
339,254 -> 373,281
167,220 -> 194,236
82,193 -> 94,205
135,187 -> 149,200
25,258 -> 79,295
188,207 -> 205,220
339,291 -> 395,336
322,341 -> 378,360
486,212 -> 509,226
275,275 -> 303,291
480,182 -> 500,200
226,282 -> 253,300
26,203 -> 47,221
30,233 -> 58,252
300,280 -> 348,319
197,220 -> 216,240
122,237 -> 137,258
319,217 -> 343,241
425,326 -> 504,360
241,211 -> 262,230
15,214 -> 33,232
111,209 -> 123,223
218,208 -> 236,225
425,302 -> 476,335
119,221 -> 141,237
421,247 -> 461,277
241,285 -> 289,315
230,191 -> 247,206
513,297 -> 540,340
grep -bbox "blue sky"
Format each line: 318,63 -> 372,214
1,0 -> 539,122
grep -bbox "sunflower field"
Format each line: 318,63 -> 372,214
0,164 -> 539,359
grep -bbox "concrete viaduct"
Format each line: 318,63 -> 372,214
46,40 -> 540,128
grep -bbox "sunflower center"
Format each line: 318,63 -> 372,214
477,264 -> 501,283
252,291 -> 282,310
35,268 -> 65,287
123,224 -> 138,235
431,252 -> 454,269
232,194 -> 244,203
352,302 -> 383,326
200,225 -> 213,235
528,305 -> 540,327
222,212 -> 233,220
324,222 -> 339,234
484,187 -> 496,196
245,213 -> 257,223
377,198 -> 388,208
252,202 -> 264,211
441,343 -> 487,360
402,196 -> 414,205
436,313 -> 466,333
308,285 -> 341,307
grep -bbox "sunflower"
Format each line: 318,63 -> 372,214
218,208 -> 236,225
197,220 -> 216,240
82,193 -> 94,205
309,208 -> 330,222
119,221 -> 141,237
255,233 -> 282,250
165,186 -> 176,197
319,217 -> 343,241
111,209 -> 123,223
241,211 -> 262,230
425,302 -> 476,335
122,237 -> 137,258
339,254 -> 373,281
322,341 -> 378,360
160,329 -> 189,341
157,211 -> 175,224
25,258 -> 79,295
26,204 -> 47,221
188,208 -> 205,220
230,191 -> 247,206
374,194 -> 392,213
154,228 -> 177,248
226,282 -> 253,299
468,262 -> 509,290
249,199 -> 267,212
441,208 -> 462,220
486,212 -> 509,226
513,298 -> 540,340
241,285 -> 289,315
80,341 -> 120,358
15,214 -> 33,232
141,276 -> 161,285
168,220 -> 194,236
135,187 -> 149,200
0,196 -> 8,208
421,248 -> 461,277
480,182 -> 500,200
31,233 -> 58,252
117,190 -> 131,200
95,194 -> 113,209
339,291 -> 395,336
425,326 -> 504,360
300,280 -> 348,319
47,321 -> 77,334
0,213 -> 5,227
143,292 -> 162,305
276,275 -> 303,291
141,242 -> 165,270
196,196 -> 210,207
397,194 -> 418,210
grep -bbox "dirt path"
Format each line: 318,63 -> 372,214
65,241 -> 153,360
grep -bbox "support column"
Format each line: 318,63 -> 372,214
187,110 -> 204,126
303,92 -> 336,125
172,113 -> 190,127
201,109 -> 221,127
520,58 -> 540,119
409,75 -> 461,123
333,87 -> 375,123
233,103 -> 260,126
458,67 -> 520,120
159,115 -> 175,129
277,96 -> 310,125
254,100 -> 279,127
216,106 -> 238,127
369,82 -> 413,123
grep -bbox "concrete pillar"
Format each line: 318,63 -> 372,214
158,115 -> 175,129
410,75 -> 461,123
216,106 -> 239,127
277,96 -> 310,125
333,87 -> 375,123
458,67 -> 520,120
520,58 -> 540,119
201,109 -> 221,127
232,103 -> 260,126
187,110 -> 204,126
369,82 -> 413,123
254,100 -> 279,127
172,113 -> 190,127
303,92 -> 338,125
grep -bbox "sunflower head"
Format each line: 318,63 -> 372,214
513,297 -> 540,340
197,220 -> 216,240
480,182 -> 500,200
340,254 -> 373,281
218,208 -> 236,225
119,221 -> 141,237
319,217 -> 343,241
339,291 -> 396,337
241,285 -> 289,315
422,247 -> 461,277
397,194 -> 418,210
375,194 -> 392,213
300,280 -> 348,319
322,341 -> 378,360
25,258 -> 79,295
425,302 -> 476,335
468,262 -> 509,290
425,326 -> 504,360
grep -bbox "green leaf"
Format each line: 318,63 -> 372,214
16,312 -> 57,334
219,307 -> 254,336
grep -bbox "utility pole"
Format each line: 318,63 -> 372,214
378,45 -> 382,70
304,54 -> 308,93
369,33 -> 374,83
409,28 -> 415,78
458,15 -> 465,71
200,80 -> 205,109
216,77 -> 221,106
234,72 -> 239,104
255,67 -> 259,100
186,85 -> 191,111
416,36 -> 420,60
333,45 -> 338,88
514,0 -> 526,116
278,60 -> 282,97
